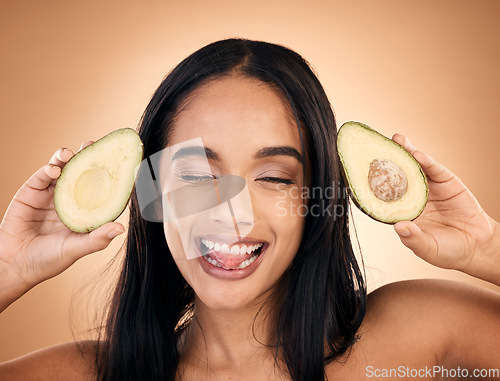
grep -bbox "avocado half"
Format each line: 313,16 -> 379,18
337,121 -> 428,224
54,128 -> 143,232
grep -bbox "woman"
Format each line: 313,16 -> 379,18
0,38 -> 499,380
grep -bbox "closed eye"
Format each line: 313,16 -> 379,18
257,177 -> 294,185
178,173 -> 217,183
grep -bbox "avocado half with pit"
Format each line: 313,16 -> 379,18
54,128 -> 143,232
337,121 -> 428,224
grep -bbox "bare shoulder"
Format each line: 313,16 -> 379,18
0,340 -> 99,381
364,278 -> 500,336
326,279 -> 500,379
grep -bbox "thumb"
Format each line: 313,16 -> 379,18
67,222 -> 126,261
394,221 -> 437,264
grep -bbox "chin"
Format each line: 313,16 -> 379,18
190,261 -> 281,311
194,284 -> 263,311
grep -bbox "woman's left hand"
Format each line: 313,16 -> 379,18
391,134 -> 500,284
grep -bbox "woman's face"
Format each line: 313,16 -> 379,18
163,75 -> 306,311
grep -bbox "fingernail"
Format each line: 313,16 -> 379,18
398,227 -> 411,237
107,228 -> 125,239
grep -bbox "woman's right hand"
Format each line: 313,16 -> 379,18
0,142 -> 125,304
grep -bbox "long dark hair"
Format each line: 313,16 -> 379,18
94,38 -> 366,381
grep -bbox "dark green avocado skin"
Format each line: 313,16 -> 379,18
337,121 -> 429,224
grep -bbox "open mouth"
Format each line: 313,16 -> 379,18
196,238 -> 267,271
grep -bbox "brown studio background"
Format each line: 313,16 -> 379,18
1,0 -> 499,362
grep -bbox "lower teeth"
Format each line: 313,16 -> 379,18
202,252 -> 259,270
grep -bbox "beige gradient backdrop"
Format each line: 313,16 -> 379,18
1,0 -> 499,361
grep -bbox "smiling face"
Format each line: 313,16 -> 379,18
162,75 -> 307,311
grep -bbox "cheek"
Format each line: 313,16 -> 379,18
163,221 -> 193,282
259,189 -> 306,261
163,221 -> 183,258
163,195 -> 202,261
269,186 -> 307,225
163,215 -> 215,291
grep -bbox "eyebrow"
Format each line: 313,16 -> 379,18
171,145 -> 303,164
254,146 -> 304,164
171,146 -> 220,162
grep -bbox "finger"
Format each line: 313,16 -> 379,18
412,150 -> 456,184
66,222 -> 126,261
392,133 -> 417,155
49,148 -> 74,168
85,222 -> 126,253
24,164 -> 62,191
392,134 -> 456,184
79,141 -> 94,152
394,221 -> 440,265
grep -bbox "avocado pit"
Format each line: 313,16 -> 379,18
368,159 -> 408,202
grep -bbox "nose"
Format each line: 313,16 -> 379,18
208,180 -> 254,236
166,175 -> 254,236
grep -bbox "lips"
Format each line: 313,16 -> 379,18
200,238 -> 263,269
194,236 -> 268,278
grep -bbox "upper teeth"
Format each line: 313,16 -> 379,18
201,239 -> 263,255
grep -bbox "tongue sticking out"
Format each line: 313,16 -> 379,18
206,249 -> 257,270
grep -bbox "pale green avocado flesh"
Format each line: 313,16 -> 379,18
54,128 -> 144,232
337,121 -> 428,224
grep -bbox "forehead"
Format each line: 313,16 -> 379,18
168,76 -> 301,150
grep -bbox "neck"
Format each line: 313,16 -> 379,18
179,288 -> 285,373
